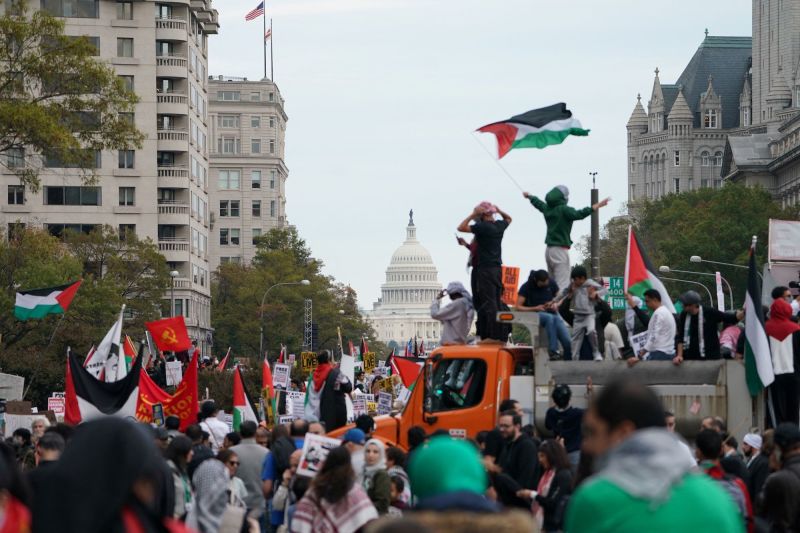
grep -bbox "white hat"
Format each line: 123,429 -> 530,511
743,433 -> 762,449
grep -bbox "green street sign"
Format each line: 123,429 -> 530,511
605,277 -> 626,310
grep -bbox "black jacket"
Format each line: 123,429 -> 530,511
494,434 -> 539,508
747,453 -> 770,501
319,367 -> 352,432
676,306 -> 739,359
535,468 -> 573,532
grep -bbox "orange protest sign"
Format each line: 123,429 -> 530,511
501,266 -> 520,306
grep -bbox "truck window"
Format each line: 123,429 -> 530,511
428,359 -> 486,412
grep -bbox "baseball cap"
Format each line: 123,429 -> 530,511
342,428 -> 366,445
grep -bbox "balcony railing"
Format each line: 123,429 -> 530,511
156,18 -> 187,30
157,166 -> 189,178
172,277 -> 191,289
156,56 -> 187,68
158,238 -> 189,252
158,203 -> 190,215
157,129 -> 188,141
157,93 -> 188,105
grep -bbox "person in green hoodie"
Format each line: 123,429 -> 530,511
523,186 -> 609,294
565,378 -> 744,533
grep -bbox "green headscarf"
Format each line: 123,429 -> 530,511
408,436 -> 487,500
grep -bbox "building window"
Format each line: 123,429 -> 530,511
155,4 -> 171,18
218,170 -> 240,189
251,170 -> 261,188
251,92 -> 260,101
118,75 -> 134,91
673,178 -> 680,194
252,200 -> 261,217
219,115 -> 239,128
629,157 -> 635,173
44,186 -> 101,206
269,140 -> 275,154
701,151 -> 710,166
230,228 -> 240,245
743,107 -> 751,126
46,223 -> 97,237
629,184 -> 635,199
40,0 -> 99,18
673,150 -> 680,166
704,109 -> 718,128
251,139 -> 261,154
7,185 -> 24,205
217,91 -> 240,101
117,37 -> 133,57
116,1 -> 133,19
119,224 -> 135,239
252,228 -> 261,244
118,187 -> 135,206
155,41 -> 173,56
269,92 -> 274,102
118,150 -> 135,169
270,170 -> 276,189
714,151 -> 723,166
219,200 -> 239,217
219,228 -> 229,245
251,116 -> 260,128
6,147 -> 24,168
217,137 -> 240,154
270,200 -> 275,217
687,178 -> 694,191
269,116 -> 275,128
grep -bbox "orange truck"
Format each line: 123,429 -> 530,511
329,312 -> 760,448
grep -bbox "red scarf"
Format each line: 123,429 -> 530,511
313,363 -> 333,392
0,497 -> 29,533
766,299 -> 800,342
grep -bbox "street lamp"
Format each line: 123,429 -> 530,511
169,270 -> 179,316
659,275 -> 715,306
690,255 -> 763,280
259,279 -> 310,359
659,266 -> 734,310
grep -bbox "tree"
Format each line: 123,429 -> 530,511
578,184 -> 800,307
0,0 -> 143,191
212,227 -> 388,361
0,226 -> 170,406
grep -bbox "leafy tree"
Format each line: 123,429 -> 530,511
0,0 -> 143,191
578,184 -> 800,307
212,227 -> 387,361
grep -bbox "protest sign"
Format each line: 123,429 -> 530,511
501,266 -> 521,306
287,391 -> 305,418
165,360 -> 183,387
47,394 -> 65,419
352,396 -> 367,417
378,392 -> 392,415
298,434 -> 342,477
629,331 -> 649,356
363,352 -> 377,374
374,366 -> 389,378
152,403 -> 165,426
273,363 -> 291,390
287,353 -> 296,366
397,387 -> 411,405
378,360 -> 385,368
339,354 -> 355,385
278,415 -> 296,425
301,352 -> 318,371
367,401 -> 377,414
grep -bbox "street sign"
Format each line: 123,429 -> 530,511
606,276 -> 626,310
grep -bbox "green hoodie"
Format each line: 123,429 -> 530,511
529,187 -> 592,247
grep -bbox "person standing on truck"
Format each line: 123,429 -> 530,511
545,384 -> 586,468
516,269 -> 572,360
457,201 -> 512,343
765,297 -> 800,425
674,290 -> 743,365
430,281 -> 475,345
562,266 -> 604,361
565,379 -> 744,533
627,289 -> 676,366
522,186 -> 609,292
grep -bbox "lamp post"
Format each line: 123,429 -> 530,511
259,279 -> 310,359
659,266 -> 734,310
690,255 -> 763,280
659,275 -> 715,306
169,270 -> 179,316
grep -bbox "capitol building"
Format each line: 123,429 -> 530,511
365,212 -> 443,348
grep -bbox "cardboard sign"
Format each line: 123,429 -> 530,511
298,434 -> 342,477
377,392 -> 392,415
5,401 -> 31,415
629,331 -> 649,356
501,265 -> 521,306
301,352 -> 318,371
47,396 -> 65,417
366,401 -> 377,414
363,352 -> 377,374
165,360 -> 183,387
352,396 -> 367,417
273,363 -> 291,390
278,415 -> 296,425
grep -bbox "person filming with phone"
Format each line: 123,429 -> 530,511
431,281 -> 475,345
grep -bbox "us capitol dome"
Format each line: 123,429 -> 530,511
364,211 -> 443,348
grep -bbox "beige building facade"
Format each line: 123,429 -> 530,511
207,77 -> 288,269
0,0 -> 219,353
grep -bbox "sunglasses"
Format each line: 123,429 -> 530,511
227,461 -> 240,466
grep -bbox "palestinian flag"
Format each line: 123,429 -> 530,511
216,347 -> 231,372
65,347 -> 142,425
123,336 -> 136,372
359,337 -> 368,360
624,226 -> 675,314
477,103 -> 590,158
233,366 -> 259,431
745,239 -> 774,397
14,280 -> 82,320
391,356 -> 424,389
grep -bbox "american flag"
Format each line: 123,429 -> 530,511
264,28 -> 272,41
245,1 -> 264,21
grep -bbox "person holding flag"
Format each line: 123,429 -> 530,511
674,291 -> 742,365
305,350 -> 351,432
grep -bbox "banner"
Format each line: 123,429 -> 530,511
145,316 -> 192,353
501,266 -> 521,306
136,352 -> 198,431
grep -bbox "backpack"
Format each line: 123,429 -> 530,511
271,436 -> 296,480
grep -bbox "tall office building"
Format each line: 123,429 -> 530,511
207,76 -> 288,269
0,0 -> 219,354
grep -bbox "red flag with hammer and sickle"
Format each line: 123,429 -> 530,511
145,316 -> 192,353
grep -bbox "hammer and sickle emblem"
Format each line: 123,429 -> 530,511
161,327 -> 178,346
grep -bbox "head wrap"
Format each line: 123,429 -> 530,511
743,433 -> 762,450
766,298 -> 800,342
409,436 -> 487,500
475,201 -> 497,215
363,439 -> 387,488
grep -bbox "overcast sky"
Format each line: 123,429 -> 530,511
208,0 -> 752,308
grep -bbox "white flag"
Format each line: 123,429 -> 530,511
84,305 -> 125,381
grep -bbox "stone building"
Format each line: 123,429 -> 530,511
364,212 -> 443,348
0,0 -> 219,354
207,76 -> 288,269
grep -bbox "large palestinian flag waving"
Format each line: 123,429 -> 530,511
233,366 -> 259,431
14,280 -> 82,320
744,239 -> 774,398
624,226 -> 676,314
477,103 -> 590,158
65,348 -> 141,425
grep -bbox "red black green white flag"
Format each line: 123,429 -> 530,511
624,226 -> 675,314
14,280 -> 82,320
233,365 -> 259,431
477,103 -> 590,158
744,238 -> 774,397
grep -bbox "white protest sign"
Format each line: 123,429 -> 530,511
374,366 -> 389,378
397,387 -> 411,405
165,360 -> 183,387
629,331 -> 649,355
287,391 -> 305,418
378,360 -> 385,368
298,434 -> 342,477
287,353 -> 296,366
378,392 -> 392,415
339,354 -> 355,386
278,415 -> 296,425
273,363 -> 291,390
352,396 -> 367,417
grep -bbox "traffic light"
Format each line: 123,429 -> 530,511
311,323 -> 319,352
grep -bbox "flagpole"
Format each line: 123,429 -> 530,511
262,9 -> 267,79
270,18 -> 274,81
46,314 -> 66,348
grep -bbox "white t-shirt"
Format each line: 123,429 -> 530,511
200,417 -> 229,453
643,305 -> 677,356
